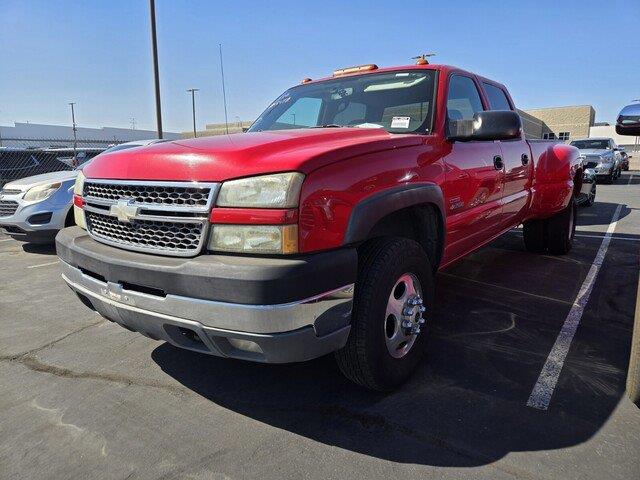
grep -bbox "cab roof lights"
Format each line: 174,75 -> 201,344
332,64 -> 378,77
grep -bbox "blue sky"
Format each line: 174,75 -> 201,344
1,0 -> 639,133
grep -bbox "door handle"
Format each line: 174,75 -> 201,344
493,155 -> 504,170
521,153 -> 529,165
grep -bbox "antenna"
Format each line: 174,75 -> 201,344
412,53 -> 436,65
219,44 -> 229,134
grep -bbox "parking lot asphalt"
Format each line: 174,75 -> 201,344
1,173 -> 639,480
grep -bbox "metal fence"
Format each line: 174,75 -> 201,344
0,138 -> 114,188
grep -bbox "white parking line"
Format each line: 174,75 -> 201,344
575,233 -> 639,242
0,239 -> 12,243
527,202 -> 623,410
27,260 -> 59,269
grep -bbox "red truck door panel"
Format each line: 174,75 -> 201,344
481,82 -> 533,228
498,139 -> 532,226
441,75 -> 504,264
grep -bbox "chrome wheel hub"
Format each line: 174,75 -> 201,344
384,273 -> 425,358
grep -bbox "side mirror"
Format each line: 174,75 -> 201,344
447,110 -> 522,142
616,103 -> 640,136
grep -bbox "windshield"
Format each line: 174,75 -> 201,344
249,70 -> 437,134
570,140 -> 609,150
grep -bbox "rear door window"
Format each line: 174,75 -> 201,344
482,83 -> 513,111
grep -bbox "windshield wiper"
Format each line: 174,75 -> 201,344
311,124 -> 344,128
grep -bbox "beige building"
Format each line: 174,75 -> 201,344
519,105 -> 596,142
182,121 -> 252,139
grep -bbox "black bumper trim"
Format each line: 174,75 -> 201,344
56,226 -> 358,305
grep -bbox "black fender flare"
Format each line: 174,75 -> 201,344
342,183 -> 446,247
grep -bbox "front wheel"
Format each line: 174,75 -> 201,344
335,237 -> 434,391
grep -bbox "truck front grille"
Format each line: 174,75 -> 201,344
0,200 -> 19,217
82,180 -> 218,257
84,182 -> 211,208
85,211 -> 206,255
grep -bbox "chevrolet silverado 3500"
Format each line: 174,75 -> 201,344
56,63 -> 581,390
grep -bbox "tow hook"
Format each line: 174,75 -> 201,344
401,295 -> 426,335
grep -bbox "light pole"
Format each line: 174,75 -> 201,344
149,0 -> 163,139
69,102 -> 78,167
187,88 -> 199,137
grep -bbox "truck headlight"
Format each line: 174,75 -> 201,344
216,172 -> 304,208
208,224 -> 298,254
23,182 -> 61,202
73,171 -> 86,230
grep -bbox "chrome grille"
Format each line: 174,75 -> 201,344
84,181 -> 212,208
82,180 -> 218,257
86,210 -> 205,255
0,200 -> 18,217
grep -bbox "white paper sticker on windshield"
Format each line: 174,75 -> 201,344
391,116 -> 411,129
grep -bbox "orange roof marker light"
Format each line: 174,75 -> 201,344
301,78 -> 313,84
412,53 -> 436,65
332,64 -> 378,77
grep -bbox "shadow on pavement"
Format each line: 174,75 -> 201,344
152,224 -> 637,467
21,242 -> 56,255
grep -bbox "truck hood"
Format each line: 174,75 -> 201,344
2,170 -> 78,191
577,149 -> 612,157
82,128 -> 424,182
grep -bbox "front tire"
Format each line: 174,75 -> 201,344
335,237 -> 434,391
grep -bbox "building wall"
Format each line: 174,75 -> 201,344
517,109 -> 546,139
523,105 -> 595,142
589,125 -> 640,147
0,122 -> 180,145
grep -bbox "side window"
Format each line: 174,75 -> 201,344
447,75 -> 484,136
275,97 -> 322,128
482,83 -> 512,111
447,75 -> 484,122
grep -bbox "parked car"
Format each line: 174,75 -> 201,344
0,139 -> 164,244
616,101 -> 640,136
57,63 -> 582,390
577,168 -> 596,207
569,137 -> 622,183
0,148 -> 104,189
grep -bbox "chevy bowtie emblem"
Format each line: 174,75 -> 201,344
110,199 -> 139,223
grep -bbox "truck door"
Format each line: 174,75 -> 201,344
482,82 -> 532,228
441,75 -> 504,264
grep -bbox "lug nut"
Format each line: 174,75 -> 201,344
402,320 -> 413,329
403,307 -> 415,316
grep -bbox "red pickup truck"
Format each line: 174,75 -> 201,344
57,63 -> 581,390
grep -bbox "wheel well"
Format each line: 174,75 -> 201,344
64,207 -> 75,227
362,204 -> 443,270
573,168 -> 583,198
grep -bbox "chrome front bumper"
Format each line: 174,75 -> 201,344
60,259 -> 353,363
